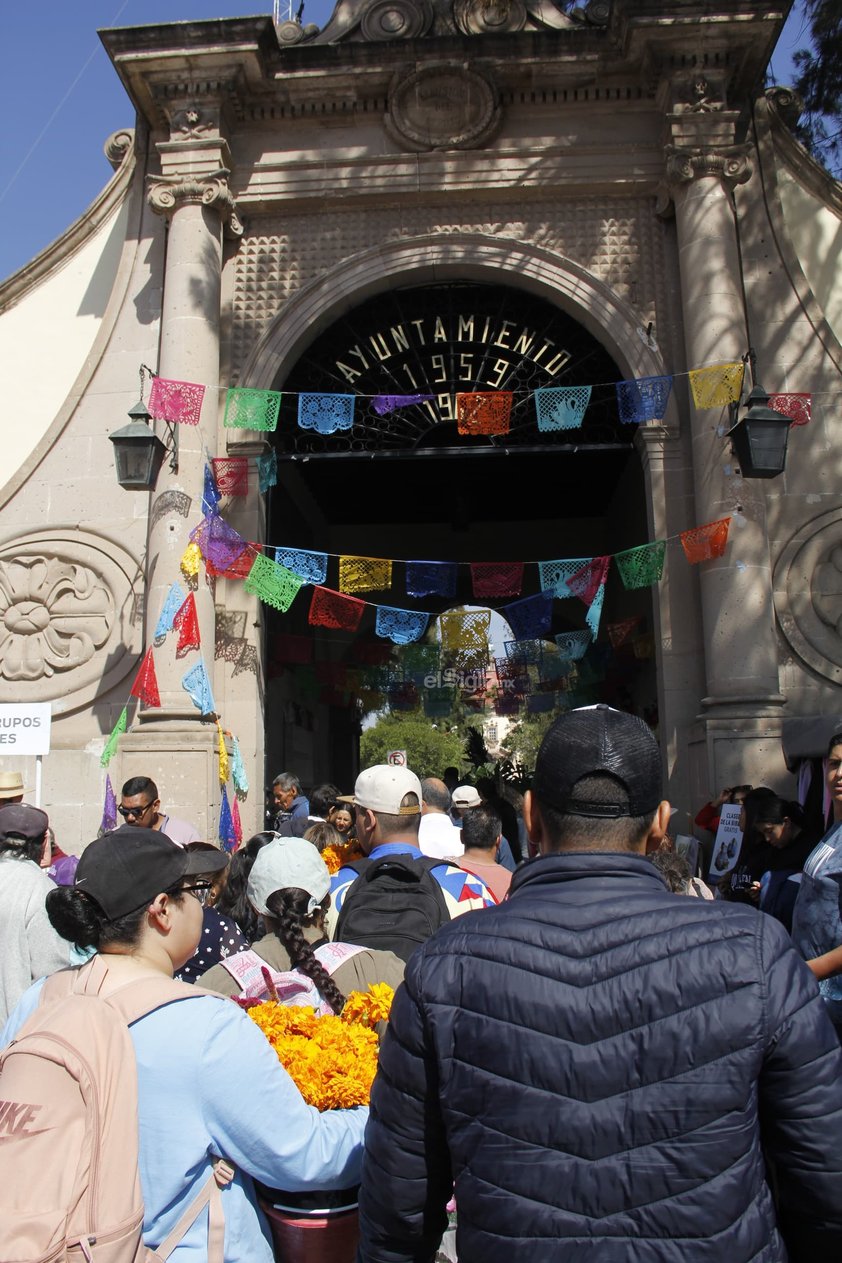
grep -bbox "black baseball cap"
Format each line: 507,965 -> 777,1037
532,705 -> 662,819
0,803 -> 49,842
74,825 -> 228,921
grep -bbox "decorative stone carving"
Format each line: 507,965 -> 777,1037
0,558 -> 110,683
362,0 -> 433,40
310,0 -> 585,41
275,18 -> 309,44
765,85 -> 804,130
386,63 -> 501,151
673,76 -> 724,115
664,144 -> 753,189
169,106 -> 217,139
0,531 -> 143,709
147,169 -> 243,238
454,0 -> 526,36
103,128 -> 135,170
773,509 -> 842,685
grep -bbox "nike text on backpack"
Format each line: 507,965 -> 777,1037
0,955 -> 232,1263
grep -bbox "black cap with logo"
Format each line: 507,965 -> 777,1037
74,825 -> 228,921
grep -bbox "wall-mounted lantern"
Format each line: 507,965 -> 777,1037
109,366 -> 178,490
728,385 -> 791,479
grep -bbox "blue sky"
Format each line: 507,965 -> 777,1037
0,2 -> 811,283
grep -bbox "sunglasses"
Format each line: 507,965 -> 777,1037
182,882 -> 214,907
117,802 -> 155,819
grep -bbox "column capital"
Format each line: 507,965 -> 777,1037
147,168 -> 243,238
664,142 -> 753,190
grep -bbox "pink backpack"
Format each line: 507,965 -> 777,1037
0,956 -> 230,1263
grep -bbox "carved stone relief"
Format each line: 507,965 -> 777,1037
0,531 -> 144,710
773,509 -> 842,685
306,0 -> 599,43
385,63 -> 501,151
228,198 -> 668,382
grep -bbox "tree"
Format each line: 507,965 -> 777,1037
500,711 -> 559,776
360,711 -> 466,780
791,0 -> 842,176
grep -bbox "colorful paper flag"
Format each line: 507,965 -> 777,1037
130,648 -> 161,708
456,391 -> 513,435
173,592 -> 201,658
339,556 -> 392,594
182,661 -> 215,715
100,705 -> 128,768
148,376 -> 205,427
154,583 -> 186,641
223,387 -> 282,432
231,736 -> 249,798
308,587 -> 366,632
100,774 -> 117,833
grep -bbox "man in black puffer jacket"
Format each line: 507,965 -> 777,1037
358,706 -> 842,1263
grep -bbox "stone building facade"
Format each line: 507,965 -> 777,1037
1,0 -> 841,848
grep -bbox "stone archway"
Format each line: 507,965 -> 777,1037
239,242 -> 673,792
239,234 -> 671,400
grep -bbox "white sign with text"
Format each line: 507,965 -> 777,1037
0,704 -> 52,755
709,802 -> 744,878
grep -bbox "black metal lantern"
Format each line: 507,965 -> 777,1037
729,385 -> 791,479
109,399 -> 167,490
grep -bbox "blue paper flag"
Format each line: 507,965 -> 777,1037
534,385 -> 592,432
182,660 -> 216,716
154,583 -> 187,641
298,393 -> 355,434
219,786 -> 237,852
275,547 -> 328,586
554,630 -> 592,660
375,606 -> 430,645
202,464 -> 221,515
538,558 -> 590,598
503,592 -> 553,642
615,375 -> 673,425
231,736 -> 249,797
257,450 -> 277,494
586,582 -> 606,639
405,561 -> 458,598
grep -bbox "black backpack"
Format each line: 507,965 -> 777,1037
334,855 -> 451,961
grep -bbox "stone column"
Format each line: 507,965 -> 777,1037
664,77 -> 788,792
142,101 -> 242,716
118,104 -> 243,835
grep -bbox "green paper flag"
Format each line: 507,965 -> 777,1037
100,705 -> 128,768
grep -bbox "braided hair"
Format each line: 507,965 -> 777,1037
264,887 -> 346,1015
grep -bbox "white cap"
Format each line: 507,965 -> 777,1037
354,764 -> 422,815
452,785 -> 482,809
247,837 -> 331,916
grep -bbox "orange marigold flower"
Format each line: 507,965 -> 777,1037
342,983 -> 395,1028
247,1001 -> 380,1110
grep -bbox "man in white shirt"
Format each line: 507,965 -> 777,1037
418,778 -> 463,860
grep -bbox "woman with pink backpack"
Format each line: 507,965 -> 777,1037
0,826 -> 367,1262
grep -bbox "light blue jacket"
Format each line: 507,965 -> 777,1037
3,978 -> 367,1261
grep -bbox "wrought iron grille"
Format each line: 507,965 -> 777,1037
272,282 -> 630,455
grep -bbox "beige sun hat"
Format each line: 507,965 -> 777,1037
0,772 -> 28,801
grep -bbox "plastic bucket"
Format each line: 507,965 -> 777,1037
258,1196 -> 359,1263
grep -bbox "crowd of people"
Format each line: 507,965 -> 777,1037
0,710 -> 841,1261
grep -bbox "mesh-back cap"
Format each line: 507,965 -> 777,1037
532,705 -> 662,818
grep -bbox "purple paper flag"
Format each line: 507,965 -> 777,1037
100,775 -> 117,834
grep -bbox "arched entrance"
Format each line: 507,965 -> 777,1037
257,275 -> 659,790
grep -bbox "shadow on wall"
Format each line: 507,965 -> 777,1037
76,201 -> 131,320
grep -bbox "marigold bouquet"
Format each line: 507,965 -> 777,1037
320,840 -> 365,874
247,984 -> 395,1110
